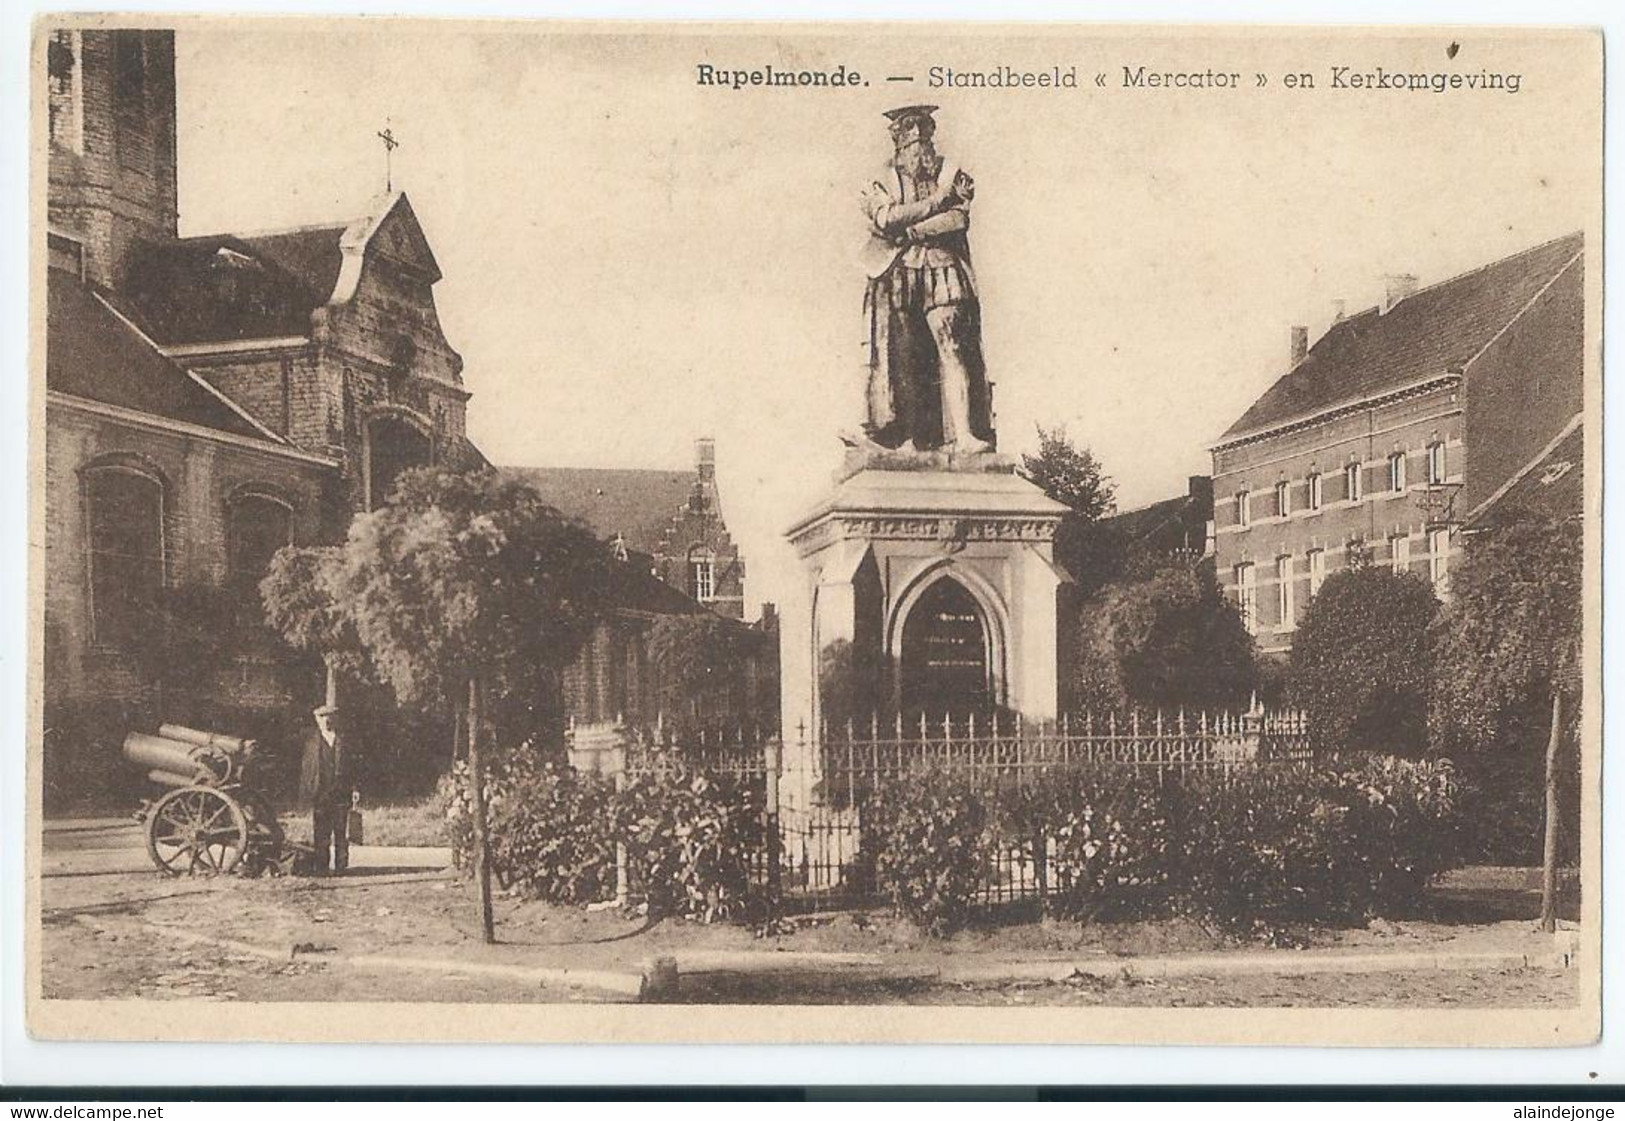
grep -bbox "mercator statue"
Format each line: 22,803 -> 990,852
856,105 -> 996,456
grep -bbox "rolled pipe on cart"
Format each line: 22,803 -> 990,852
157,723 -> 253,753
122,732 -> 218,781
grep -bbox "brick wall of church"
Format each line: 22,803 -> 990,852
44,402 -> 333,708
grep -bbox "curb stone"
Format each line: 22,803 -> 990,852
658,941 -> 1578,995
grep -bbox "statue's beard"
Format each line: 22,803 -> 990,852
897,143 -> 936,178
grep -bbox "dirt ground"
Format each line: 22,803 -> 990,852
39,842 -> 1583,1008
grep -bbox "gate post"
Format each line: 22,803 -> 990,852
763,738 -> 784,918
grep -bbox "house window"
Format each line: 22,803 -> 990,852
1388,452 -> 1407,492
1391,534 -> 1411,574
1235,490 -> 1251,528
688,551 -> 715,602
1274,480 -> 1290,518
1307,549 -> 1326,596
1234,563 -> 1256,635
227,493 -> 293,591
1344,462 -> 1363,502
1429,528 -> 1451,590
1275,555 -> 1295,632
86,466 -> 164,647
1428,442 -> 1447,485
1307,472 -> 1323,512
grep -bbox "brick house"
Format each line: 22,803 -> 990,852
505,440 -> 773,729
505,437 -> 747,620
1211,233 -> 1583,656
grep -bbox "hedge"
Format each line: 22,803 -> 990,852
867,756 -> 1462,934
440,751 -> 765,922
446,749 -> 1463,937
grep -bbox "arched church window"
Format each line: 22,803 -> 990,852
366,415 -> 433,510
227,492 -> 293,590
85,464 -> 164,648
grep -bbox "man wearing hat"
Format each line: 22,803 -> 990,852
859,104 -> 995,455
300,703 -> 356,875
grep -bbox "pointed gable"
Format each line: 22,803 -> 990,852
361,193 -> 442,283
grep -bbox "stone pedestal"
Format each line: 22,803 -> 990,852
779,464 -> 1069,739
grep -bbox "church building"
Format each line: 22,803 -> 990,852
41,28 -> 765,803
42,28 -> 482,802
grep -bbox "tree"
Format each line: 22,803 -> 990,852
1022,424 -> 1116,520
260,545 -> 370,709
330,467 -> 612,941
645,613 -> 769,728
1431,513 -> 1582,931
1070,556 -> 1257,713
1290,563 -> 1439,754
1020,424 -> 1124,596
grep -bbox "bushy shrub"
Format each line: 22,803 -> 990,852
1341,754 -> 1463,911
865,768 -> 994,934
1290,565 -> 1439,753
1002,766 -> 1172,920
1070,559 -> 1259,714
1173,758 -> 1464,928
1174,766 -> 1363,925
439,752 -> 618,904
614,762 -> 766,923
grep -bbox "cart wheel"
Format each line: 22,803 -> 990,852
145,786 -> 249,875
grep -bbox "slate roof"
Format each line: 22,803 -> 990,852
46,268 -> 270,441
1466,417 -> 1584,528
1219,233 -> 1585,445
502,466 -> 696,557
121,225 -> 346,345
1103,495 -> 1190,545
600,557 -> 708,617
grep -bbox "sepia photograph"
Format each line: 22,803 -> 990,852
24,17 -> 1602,1047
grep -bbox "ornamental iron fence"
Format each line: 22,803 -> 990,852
568,706 -> 1314,915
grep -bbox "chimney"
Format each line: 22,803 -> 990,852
694,436 -> 716,482
1290,325 -> 1309,368
1331,298 -> 1347,322
1383,273 -> 1418,313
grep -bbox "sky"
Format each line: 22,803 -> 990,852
169,23 -> 1599,615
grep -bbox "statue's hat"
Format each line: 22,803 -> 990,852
883,104 -> 939,123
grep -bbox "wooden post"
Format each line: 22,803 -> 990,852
1539,688 -> 1564,934
466,676 -> 496,943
